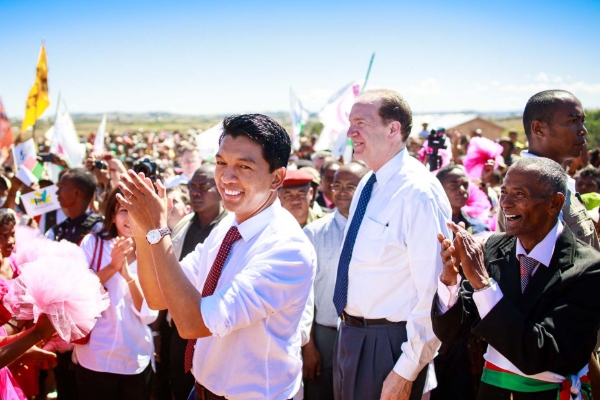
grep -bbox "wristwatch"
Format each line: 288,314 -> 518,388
146,227 -> 172,245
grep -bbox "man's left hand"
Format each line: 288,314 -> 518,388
381,370 -> 412,400
446,221 -> 489,290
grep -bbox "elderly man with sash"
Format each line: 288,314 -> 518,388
432,157 -> 600,400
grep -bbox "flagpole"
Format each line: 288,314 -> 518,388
361,52 -> 375,93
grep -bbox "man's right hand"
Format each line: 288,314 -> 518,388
302,340 -> 322,382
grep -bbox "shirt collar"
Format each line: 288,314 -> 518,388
232,198 -> 280,242
516,220 -> 563,267
333,209 -> 348,226
374,148 -> 407,188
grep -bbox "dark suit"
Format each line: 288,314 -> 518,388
431,225 -> 600,399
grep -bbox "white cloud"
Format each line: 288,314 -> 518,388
407,78 -> 443,95
534,72 -> 549,83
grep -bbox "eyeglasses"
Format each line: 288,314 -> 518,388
330,183 -> 358,193
187,183 -> 215,192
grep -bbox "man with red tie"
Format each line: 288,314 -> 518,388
118,114 -> 316,400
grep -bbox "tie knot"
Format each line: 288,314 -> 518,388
367,173 -> 377,186
224,226 -> 242,244
519,255 -> 538,275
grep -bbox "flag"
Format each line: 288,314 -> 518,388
12,138 -> 37,169
50,107 -> 85,167
313,81 -> 361,156
195,122 -> 223,162
290,89 -> 310,151
16,154 -> 44,186
0,98 -> 14,161
93,114 -> 107,153
21,45 -> 50,133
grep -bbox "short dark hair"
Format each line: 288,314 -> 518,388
359,90 -> 413,141
575,165 -> 600,188
194,164 -> 216,177
62,168 -> 97,204
320,160 -> 342,175
99,188 -> 123,239
0,209 -> 16,227
523,90 -> 575,139
436,164 -> 466,184
508,158 -> 567,197
220,114 -> 291,172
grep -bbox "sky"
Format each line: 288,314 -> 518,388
1,0 -> 599,118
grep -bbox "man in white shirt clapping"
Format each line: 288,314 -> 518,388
119,114 -> 316,400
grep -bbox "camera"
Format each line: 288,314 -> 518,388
94,160 -> 107,170
133,157 -> 158,180
427,128 -> 448,171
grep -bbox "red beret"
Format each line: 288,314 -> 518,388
282,169 -> 314,188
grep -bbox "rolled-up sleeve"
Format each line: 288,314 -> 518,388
201,243 -> 315,338
131,299 -> 159,325
394,196 -> 451,381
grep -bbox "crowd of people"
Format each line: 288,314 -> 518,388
0,88 -> 598,400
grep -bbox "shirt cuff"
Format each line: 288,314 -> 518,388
130,300 -> 159,325
200,293 -> 232,338
393,353 -> 422,381
472,279 -> 503,319
436,274 -> 462,314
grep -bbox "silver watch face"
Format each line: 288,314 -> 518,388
146,230 -> 161,244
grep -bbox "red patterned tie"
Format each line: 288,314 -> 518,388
518,255 -> 538,293
184,226 -> 243,373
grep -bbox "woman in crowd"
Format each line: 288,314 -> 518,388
74,188 -> 158,400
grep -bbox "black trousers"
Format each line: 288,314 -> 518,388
75,363 -> 153,400
431,342 -> 476,400
169,322 -> 196,400
55,351 -> 78,400
333,320 -> 428,400
477,381 -> 559,400
304,323 -> 337,400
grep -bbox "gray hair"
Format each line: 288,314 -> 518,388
508,157 -> 567,197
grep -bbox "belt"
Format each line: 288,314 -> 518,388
194,382 -> 226,400
315,322 -> 338,331
341,311 -> 400,327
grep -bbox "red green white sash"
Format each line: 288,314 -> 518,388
481,362 -> 591,400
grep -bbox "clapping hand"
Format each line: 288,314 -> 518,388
110,237 -> 134,272
444,222 -> 489,290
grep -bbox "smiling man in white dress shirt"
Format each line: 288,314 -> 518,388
332,89 -> 452,400
118,114 -> 316,400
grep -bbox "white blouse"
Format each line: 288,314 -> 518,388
74,234 -> 158,374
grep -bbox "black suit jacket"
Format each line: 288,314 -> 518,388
432,225 -> 600,377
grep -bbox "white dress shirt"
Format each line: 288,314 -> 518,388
164,173 -> 192,189
436,221 -> 587,383
180,199 -> 316,400
74,235 -> 158,374
304,210 -> 347,328
344,148 -> 452,381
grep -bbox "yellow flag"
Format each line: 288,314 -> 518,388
21,45 -> 50,133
